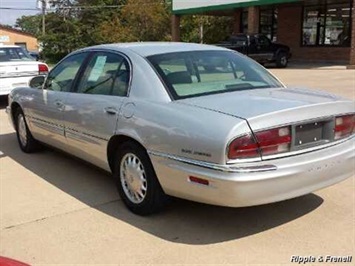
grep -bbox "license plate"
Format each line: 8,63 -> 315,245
295,122 -> 324,146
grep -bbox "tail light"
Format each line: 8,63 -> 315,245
334,114 -> 355,140
228,126 -> 291,160
255,126 -> 291,156
227,134 -> 259,159
38,64 -> 48,75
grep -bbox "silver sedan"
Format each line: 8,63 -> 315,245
6,42 -> 355,215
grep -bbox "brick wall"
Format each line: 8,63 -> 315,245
349,0 -> 355,65
277,4 -> 351,63
171,15 -> 181,42
248,6 -> 260,34
0,27 -> 38,51
232,10 -> 241,35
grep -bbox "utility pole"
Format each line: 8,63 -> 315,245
42,0 -> 46,35
200,23 -> 204,44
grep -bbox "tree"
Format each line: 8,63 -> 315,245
119,0 -> 171,41
202,16 -> 233,44
180,15 -> 200,43
15,15 -> 42,37
180,15 -> 232,44
99,0 -> 171,43
17,0 -> 233,63
40,12 -> 84,62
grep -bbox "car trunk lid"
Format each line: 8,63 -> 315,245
178,87 -> 354,159
178,87 -> 353,126
0,61 -> 39,78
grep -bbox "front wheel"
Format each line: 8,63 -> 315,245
15,109 -> 40,153
114,142 -> 168,215
276,52 -> 288,68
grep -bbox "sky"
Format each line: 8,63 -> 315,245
0,0 -> 40,26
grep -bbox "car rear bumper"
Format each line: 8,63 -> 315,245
0,76 -> 33,95
149,137 -> 354,207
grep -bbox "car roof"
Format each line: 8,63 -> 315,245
0,44 -> 21,48
81,42 -> 229,57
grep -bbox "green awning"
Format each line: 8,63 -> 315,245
172,0 -> 301,14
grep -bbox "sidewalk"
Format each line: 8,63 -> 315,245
286,62 -> 348,70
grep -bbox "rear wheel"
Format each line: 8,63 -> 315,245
15,109 -> 39,153
114,141 -> 168,215
276,52 -> 288,68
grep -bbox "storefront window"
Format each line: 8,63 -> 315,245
260,8 -> 278,41
240,10 -> 248,33
302,0 -> 352,46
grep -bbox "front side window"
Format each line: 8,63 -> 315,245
302,0 -> 352,46
148,50 -> 283,100
257,35 -> 271,47
76,52 -> 130,96
44,52 -> 87,92
0,47 -> 33,62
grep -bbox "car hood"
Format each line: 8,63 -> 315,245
177,87 -> 354,131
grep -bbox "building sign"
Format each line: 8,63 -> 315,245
173,0 -> 252,11
172,0 -> 299,14
0,35 -> 10,42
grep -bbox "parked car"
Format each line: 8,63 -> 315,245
218,34 -> 291,67
6,42 -> 354,215
0,45 -> 48,96
28,51 -> 40,61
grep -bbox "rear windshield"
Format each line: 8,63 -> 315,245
147,50 -> 283,100
0,47 -> 33,62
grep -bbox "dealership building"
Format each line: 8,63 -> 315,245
171,0 -> 355,66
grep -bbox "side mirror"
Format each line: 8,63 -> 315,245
29,76 -> 45,88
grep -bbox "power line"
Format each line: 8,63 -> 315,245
0,7 -> 39,11
0,2 -> 167,11
59,5 -> 122,9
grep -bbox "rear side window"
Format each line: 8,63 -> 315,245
76,52 -> 130,96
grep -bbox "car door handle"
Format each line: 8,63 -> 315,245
104,107 -> 118,115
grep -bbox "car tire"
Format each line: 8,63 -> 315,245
15,109 -> 40,153
276,52 -> 288,68
114,141 -> 169,215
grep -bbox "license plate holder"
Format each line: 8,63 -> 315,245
295,122 -> 324,146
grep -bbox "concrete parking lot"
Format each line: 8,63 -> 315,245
0,67 -> 354,265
